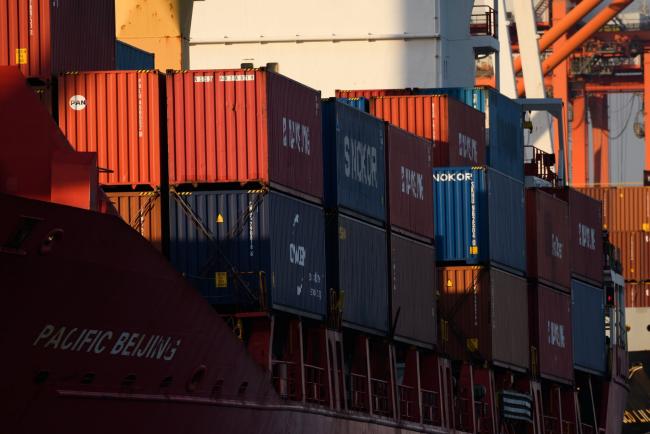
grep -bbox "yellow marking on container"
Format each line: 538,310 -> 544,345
15,48 -> 27,65
447,279 -> 453,287
215,272 -> 227,288
467,338 -> 479,352
216,213 -> 224,223
469,246 -> 478,254
339,227 -> 347,240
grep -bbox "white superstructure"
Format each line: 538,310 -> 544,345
188,0 -> 482,96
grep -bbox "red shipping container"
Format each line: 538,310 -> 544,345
438,266 -> 529,370
545,188 -> 603,285
335,88 -> 412,99
529,283 -> 573,384
371,95 -> 486,167
166,69 -> 323,200
0,0 -> 115,81
576,186 -> 612,230
58,71 -> 163,187
386,124 -> 434,240
526,189 -> 571,291
626,282 -> 650,307
609,231 -> 650,282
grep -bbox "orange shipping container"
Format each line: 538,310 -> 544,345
58,71 -> 164,188
438,266 -> 529,370
371,95 -> 486,167
105,191 -> 165,252
626,282 -> 650,307
577,186 -> 650,232
609,231 -> 650,282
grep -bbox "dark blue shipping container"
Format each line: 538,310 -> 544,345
572,279 -> 606,374
326,213 -> 389,335
433,167 -> 526,274
414,88 -> 524,180
115,40 -> 155,70
323,99 -> 387,223
337,97 -> 370,113
169,190 -> 326,318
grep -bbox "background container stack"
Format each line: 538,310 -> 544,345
578,186 -> 650,308
165,68 -> 327,319
56,70 -> 169,254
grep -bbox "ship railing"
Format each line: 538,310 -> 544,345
543,415 -> 560,434
455,396 -> 474,432
524,145 -> 558,185
470,5 -> 496,37
371,378 -> 393,417
271,360 -> 299,401
562,420 -> 576,434
398,384 -> 419,422
349,373 -> 370,412
421,388 -> 441,425
304,363 -> 327,405
581,423 -> 596,434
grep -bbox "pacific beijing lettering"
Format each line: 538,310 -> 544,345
578,223 -> 596,250
401,166 -> 424,200
33,324 -> 181,362
343,136 -> 378,188
458,132 -> 478,163
283,117 -> 311,155
432,172 -> 473,182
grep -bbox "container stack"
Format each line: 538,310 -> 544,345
165,69 -> 327,318
578,186 -> 650,307
56,70 -> 169,253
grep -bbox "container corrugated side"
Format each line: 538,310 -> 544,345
609,231 -> 650,282
0,0 -> 115,80
390,233 -> 436,348
58,71 -> 163,187
608,187 -> 650,232
169,190 -> 327,318
326,213 -> 388,335
335,89 -> 412,99
571,279 -> 606,374
337,97 -> 369,113
626,282 -> 650,307
166,69 -> 323,201
576,186 -> 612,230
530,283 -> 574,384
386,124 -> 433,240
105,191 -> 165,252
414,87 -> 524,180
370,95 -> 486,167
438,266 -> 529,370
322,99 -> 386,223
526,189 -> 571,291
116,40 -> 155,70
432,167 -> 526,274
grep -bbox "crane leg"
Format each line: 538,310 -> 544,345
571,90 -> 589,186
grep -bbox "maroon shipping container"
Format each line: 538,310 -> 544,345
545,188 -> 603,285
438,266 -> 529,370
58,71 -> 163,187
626,282 -> 650,307
386,124 -> 434,240
335,88 -> 412,99
576,186 -> 612,230
166,69 -> 323,201
0,0 -> 115,81
526,189 -> 571,291
609,231 -> 650,282
529,283 -> 574,384
105,191 -> 165,252
371,95 -> 486,167
390,233 -> 436,348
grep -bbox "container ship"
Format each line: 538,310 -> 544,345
0,1 -> 634,433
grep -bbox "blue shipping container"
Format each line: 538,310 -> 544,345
337,97 -> 370,113
326,213 -> 389,335
169,190 -> 326,318
116,40 -> 155,70
572,279 -> 606,374
433,167 -> 526,274
323,99 -> 387,223
414,88 -> 524,180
